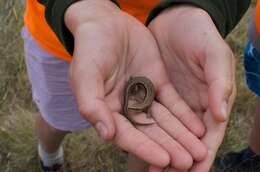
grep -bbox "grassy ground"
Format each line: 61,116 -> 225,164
0,1 -> 257,172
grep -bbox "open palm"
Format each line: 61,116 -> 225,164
65,1 -> 206,170
149,5 -> 236,172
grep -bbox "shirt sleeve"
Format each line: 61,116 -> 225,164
40,0 -> 119,55
146,0 -> 251,38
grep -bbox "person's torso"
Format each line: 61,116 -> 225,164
24,0 -> 159,62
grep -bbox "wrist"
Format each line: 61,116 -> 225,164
164,5 -> 208,18
150,5 -> 209,27
148,5 -> 214,39
64,0 -> 120,35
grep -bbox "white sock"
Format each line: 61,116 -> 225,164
38,144 -> 64,167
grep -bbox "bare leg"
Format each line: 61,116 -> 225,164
128,153 -> 149,172
249,98 -> 260,154
36,113 -> 68,153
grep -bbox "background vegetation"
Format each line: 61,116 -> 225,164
0,0 -> 257,171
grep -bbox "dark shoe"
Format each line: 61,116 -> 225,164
40,160 -> 70,172
214,147 -> 260,172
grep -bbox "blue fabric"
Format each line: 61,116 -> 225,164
244,42 -> 260,97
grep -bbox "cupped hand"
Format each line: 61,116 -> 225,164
65,0 -> 207,170
149,5 -> 236,172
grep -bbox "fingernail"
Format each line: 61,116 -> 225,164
221,102 -> 228,120
95,122 -> 108,139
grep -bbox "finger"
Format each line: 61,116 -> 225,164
149,166 -> 188,172
113,112 -> 170,167
157,83 -> 205,137
137,120 -> 194,170
191,88 -> 236,172
168,168 -> 188,172
69,26 -> 123,140
190,87 -> 235,172
204,43 -> 235,122
190,110 -> 228,172
150,102 -> 207,162
128,154 -> 149,172
149,166 -> 163,172
69,60 -> 116,140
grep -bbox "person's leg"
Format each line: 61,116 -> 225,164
36,112 -> 68,153
128,153 -> 148,172
249,97 -> 260,154
36,112 -> 70,171
214,42 -> 260,171
213,98 -> 260,171
21,27 -> 90,171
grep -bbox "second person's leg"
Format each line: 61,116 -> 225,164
249,98 -> 260,154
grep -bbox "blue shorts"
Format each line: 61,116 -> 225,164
244,42 -> 260,97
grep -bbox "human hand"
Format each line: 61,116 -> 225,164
149,5 -> 236,172
65,0 -> 207,170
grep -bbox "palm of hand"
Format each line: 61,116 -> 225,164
164,50 -> 208,116
152,27 -> 227,172
149,5 -> 236,171
70,10 -> 207,170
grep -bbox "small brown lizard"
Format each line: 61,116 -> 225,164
123,76 -> 156,125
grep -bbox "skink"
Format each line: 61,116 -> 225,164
123,76 -> 155,125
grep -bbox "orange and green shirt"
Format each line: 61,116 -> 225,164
24,0 -> 159,62
24,0 -> 251,62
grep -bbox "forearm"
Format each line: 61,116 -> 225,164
147,0 -> 251,38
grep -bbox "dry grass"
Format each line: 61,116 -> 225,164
0,0 -> 258,172
219,9 -> 256,153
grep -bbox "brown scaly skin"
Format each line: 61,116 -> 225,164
123,76 -> 156,125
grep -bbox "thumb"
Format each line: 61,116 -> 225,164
67,22 -> 124,140
204,42 -> 235,122
69,61 -> 116,140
